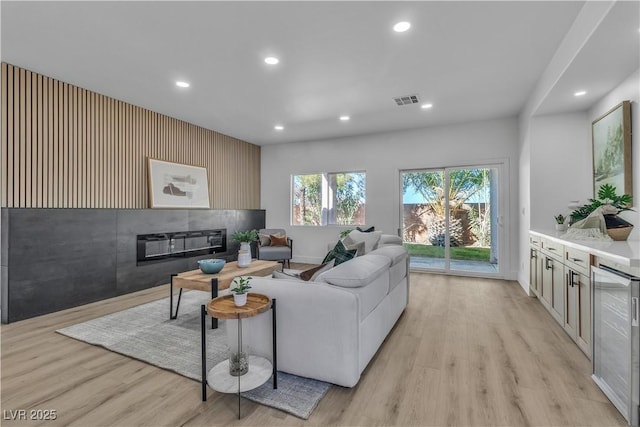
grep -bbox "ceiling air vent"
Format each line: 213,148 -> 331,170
394,94 -> 420,106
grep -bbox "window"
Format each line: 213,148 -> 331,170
292,172 -> 365,226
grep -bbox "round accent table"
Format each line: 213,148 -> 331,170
200,293 -> 277,419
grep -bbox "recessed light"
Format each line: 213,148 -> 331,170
175,81 -> 190,88
339,116 -> 350,121
264,57 -> 279,65
274,125 -> 284,131
421,103 -> 433,109
574,91 -> 587,97
393,21 -> 411,33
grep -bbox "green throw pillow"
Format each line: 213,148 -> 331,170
322,240 -> 357,266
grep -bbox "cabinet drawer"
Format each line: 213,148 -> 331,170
529,234 -> 541,248
541,237 -> 564,260
565,247 -> 590,275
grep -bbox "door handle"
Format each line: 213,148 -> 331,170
545,257 -> 552,270
569,270 -> 579,287
633,297 -> 639,327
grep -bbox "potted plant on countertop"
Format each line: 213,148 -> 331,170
569,184 -> 634,240
554,214 -> 567,231
231,276 -> 252,307
231,229 -> 259,267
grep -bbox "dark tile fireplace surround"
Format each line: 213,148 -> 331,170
0,208 -> 266,323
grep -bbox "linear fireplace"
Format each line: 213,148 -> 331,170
136,229 -> 227,265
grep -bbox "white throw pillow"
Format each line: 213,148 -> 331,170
344,230 -> 382,254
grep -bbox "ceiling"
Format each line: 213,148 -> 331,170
1,1 -> 637,146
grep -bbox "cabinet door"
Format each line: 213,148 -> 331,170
549,258 -> 565,324
529,247 -> 540,296
541,256 -> 564,323
540,256 -> 553,310
542,255 -> 564,325
576,272 -> 591,358
564,269 -> 578,339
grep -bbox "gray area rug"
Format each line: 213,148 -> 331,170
56,290 -> 330,419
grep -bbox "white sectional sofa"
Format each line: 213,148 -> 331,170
229,242 -> 409,387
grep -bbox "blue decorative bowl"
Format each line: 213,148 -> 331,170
198,259 -> 226,274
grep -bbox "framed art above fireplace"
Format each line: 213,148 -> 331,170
148,158 -> 210,208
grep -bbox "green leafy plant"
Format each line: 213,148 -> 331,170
231,229 -> 258,243
231,276 -> 252,295
339,229 -> 353,239
554,214 -> 566,225
569,184 -> 633,224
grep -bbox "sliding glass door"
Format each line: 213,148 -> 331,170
401,165 -> 499,275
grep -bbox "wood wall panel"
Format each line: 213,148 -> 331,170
1,63 -> 261,209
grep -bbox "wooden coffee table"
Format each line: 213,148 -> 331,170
169,260 -> 279,328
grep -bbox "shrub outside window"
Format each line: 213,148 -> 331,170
292,172 -> 365,226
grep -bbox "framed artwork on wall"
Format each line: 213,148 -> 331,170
147,158 -> 210,208
592,100 -> 632,196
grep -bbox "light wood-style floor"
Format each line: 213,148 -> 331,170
1,271 -> 627,427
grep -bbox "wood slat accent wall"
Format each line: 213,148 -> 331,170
1,63 -> 261,209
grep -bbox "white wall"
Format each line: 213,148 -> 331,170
517,115 -> 532,288
261,117 -> 520,279
529,112 -> 591,229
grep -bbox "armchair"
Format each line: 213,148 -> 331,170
256,228 -> 293,270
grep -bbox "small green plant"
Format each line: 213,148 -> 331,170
231,276 -> 252,295
554,214 -> 566,225
339,229 -> 353,239
570,184 -> 633,224
231,229 -> 259,242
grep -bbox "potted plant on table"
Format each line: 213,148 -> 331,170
231,229 -> 259,267
569,184 -> 634,240
231,276 -> 252,307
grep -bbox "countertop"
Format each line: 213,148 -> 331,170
530,229 -> 640,267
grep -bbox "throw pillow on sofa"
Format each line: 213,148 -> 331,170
342,239 -> 365,256
259,233 -> 272,246
272,270 -> 299,279
343,230 -> 382,254
322,240 -> 357,266
300,259 -> 335,281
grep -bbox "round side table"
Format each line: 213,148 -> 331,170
200,293 -> 277,419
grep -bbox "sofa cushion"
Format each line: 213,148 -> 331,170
316,254 -> 391,288
344,230 -> 382,254
369,245 -> 408,266
322,240 -> 357,266
378,234 -> 403,246
259,245 -> 291,260
340,274 -> 389,320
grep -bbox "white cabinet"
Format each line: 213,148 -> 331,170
529,232 -> 593,359
564,267 -> 591,358
540,237 -> 565,324
541,250 -> 564,324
